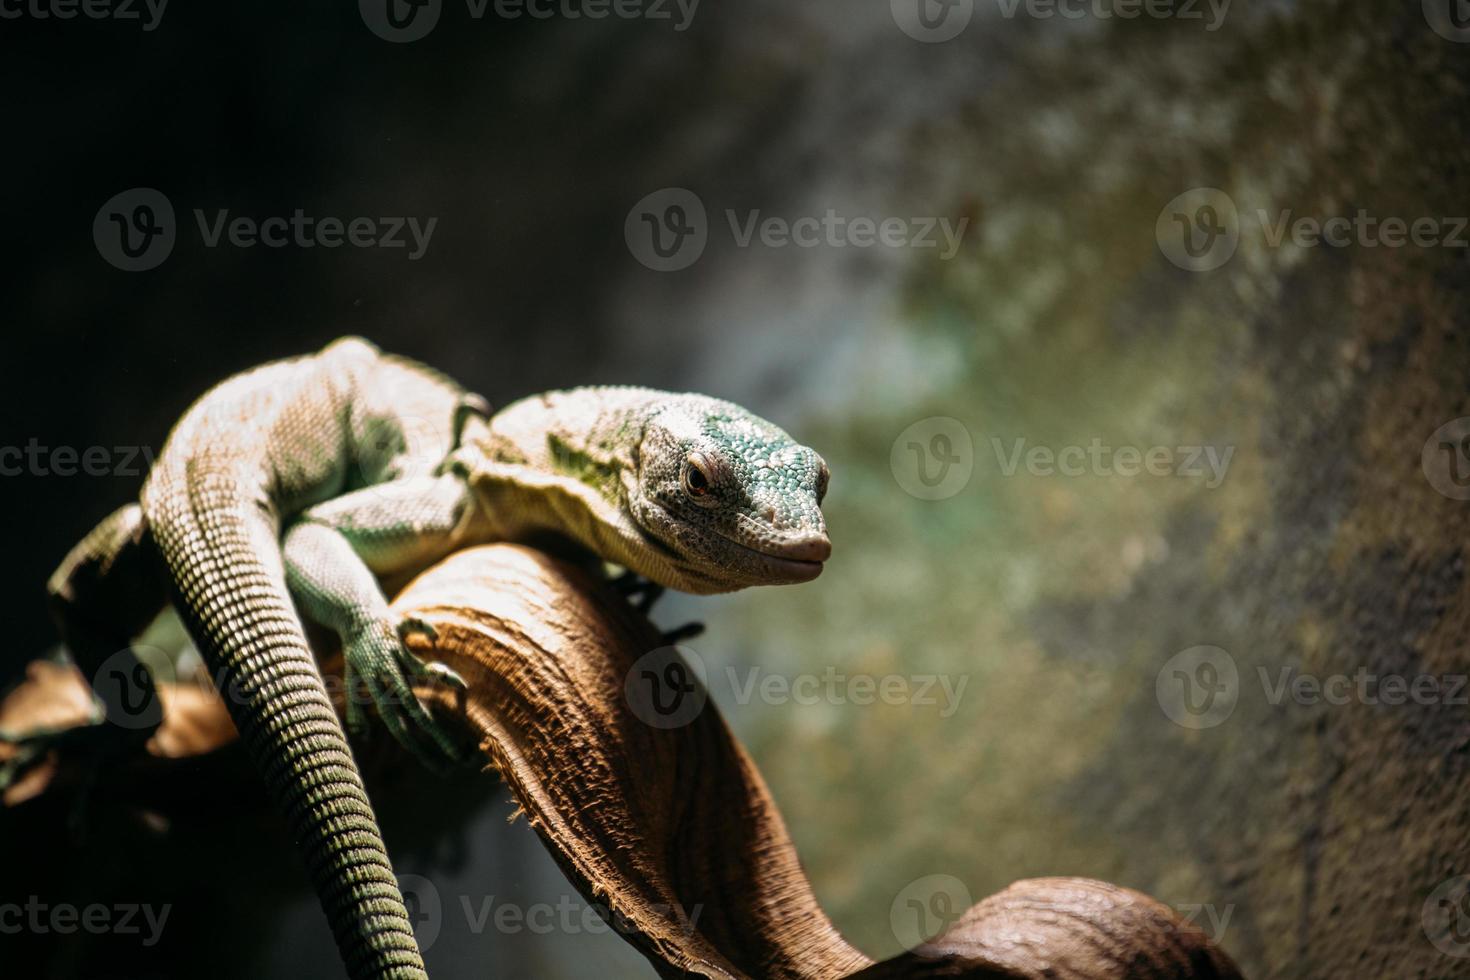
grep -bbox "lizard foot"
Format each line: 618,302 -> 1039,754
344,616 -> 474,773
0,720 -> 146,835
0,724 -> 73,792
662,622 -> 706,644
612,571 -> 666,614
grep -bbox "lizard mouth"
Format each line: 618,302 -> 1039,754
631,497 -> 828,587
715,533 -> 829,583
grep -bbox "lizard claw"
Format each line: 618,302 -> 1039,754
662,621 -> 706,644
393,617 -> 466,691
396,616 -> 438,643
344,616 -> 473,770
343,685 -> 371,741
612,571 -> 665,613
421,661 -> 468,692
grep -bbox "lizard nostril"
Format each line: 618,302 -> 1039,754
763,505 -> 777,523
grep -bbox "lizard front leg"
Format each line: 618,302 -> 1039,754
283,475 -> 481,768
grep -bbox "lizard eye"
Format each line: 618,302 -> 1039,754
682,453 -> 719,506
815,459 -> 830,504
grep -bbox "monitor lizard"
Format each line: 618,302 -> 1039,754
11,336 -> 831,978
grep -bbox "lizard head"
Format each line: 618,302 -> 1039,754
470,388 -> 830,595
625,394 -> 831,593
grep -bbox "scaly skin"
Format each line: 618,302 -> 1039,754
20,337 -> 831,980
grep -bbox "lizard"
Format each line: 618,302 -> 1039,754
8,336 -> 832,979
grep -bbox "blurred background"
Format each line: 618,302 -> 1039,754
4,0 -> 1470,977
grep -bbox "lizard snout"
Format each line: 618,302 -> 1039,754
771,532 -> 831,563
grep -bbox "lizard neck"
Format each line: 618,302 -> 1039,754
464,387 -> 663,571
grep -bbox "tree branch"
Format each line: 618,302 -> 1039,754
2,544 -> 1242,979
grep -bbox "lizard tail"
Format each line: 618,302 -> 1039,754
144,471 -> 426,979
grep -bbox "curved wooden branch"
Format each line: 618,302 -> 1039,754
2,544 -> 1243,979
